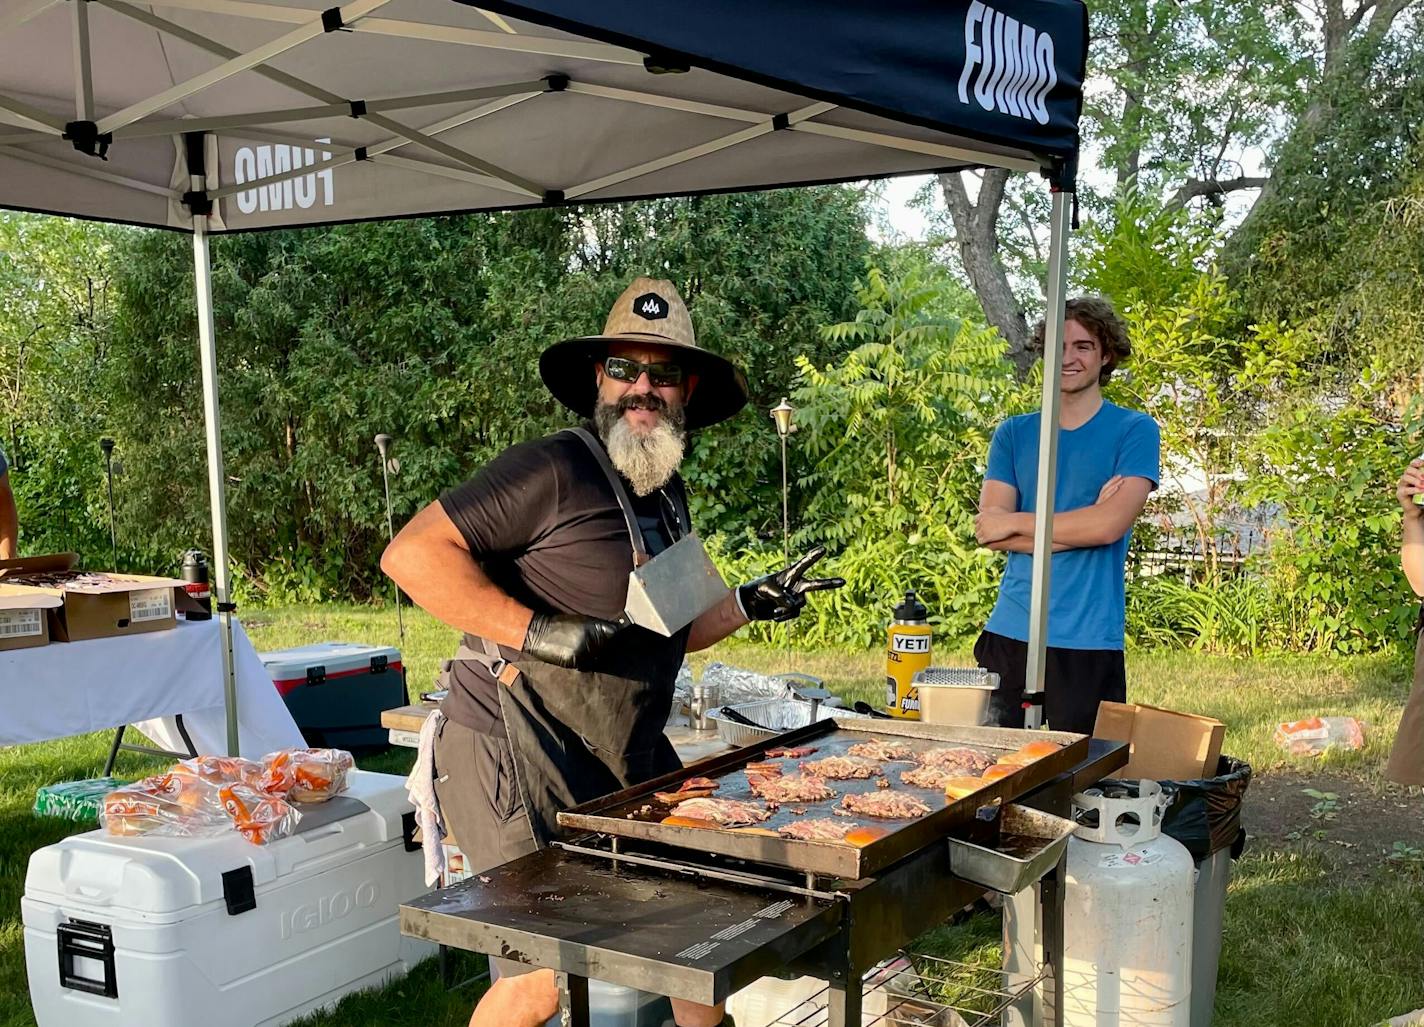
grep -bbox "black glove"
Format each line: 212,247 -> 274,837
522,612 -> 624,669
736,547 -> 846,623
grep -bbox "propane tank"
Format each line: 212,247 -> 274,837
180,549 -> 212,621
1061,781 -> 1194,1026
885,590 -> 932,719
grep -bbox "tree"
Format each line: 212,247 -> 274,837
94,189 -> 871,599
931,0 -> 1420,369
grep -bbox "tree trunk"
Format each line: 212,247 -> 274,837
937,170 -> 1031,372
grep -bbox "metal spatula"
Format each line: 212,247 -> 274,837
622,533 -> 729,637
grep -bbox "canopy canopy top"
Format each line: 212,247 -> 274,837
0,0 -> 1086,233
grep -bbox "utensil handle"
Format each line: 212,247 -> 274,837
853,701 -> 893,719
717,705 -> 767,729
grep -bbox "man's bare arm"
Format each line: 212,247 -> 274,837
380,501 -> 533,649
0,475 -> 17,560
686,589 -> 747,651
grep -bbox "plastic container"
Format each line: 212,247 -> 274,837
913,667 -> 999,726
23,770 -> 435,1027
493,962 -> 673,1027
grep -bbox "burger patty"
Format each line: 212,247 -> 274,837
669,797 -> 771,827
899,764 -> 955,790
840,789 -> 932,819
778,818 -> 853,841
846,739 -> 914,761
918,747 -> 996,774
749,773 -> 835,803
800,755 -> 882,780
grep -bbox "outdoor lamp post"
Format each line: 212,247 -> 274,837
374,433 -> 405,642
99,437 -> 117,567
771,398 -> 796,565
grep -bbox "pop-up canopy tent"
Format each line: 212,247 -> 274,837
0,0 -> 1087,753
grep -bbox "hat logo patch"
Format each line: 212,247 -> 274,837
634,293 -> 668,320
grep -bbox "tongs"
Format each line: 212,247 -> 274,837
717,705 -> 770,731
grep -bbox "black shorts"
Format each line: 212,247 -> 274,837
972,630 -> 1126,735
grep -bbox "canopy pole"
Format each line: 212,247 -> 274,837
1023,188 -> 1071,731
191,213 -> 239,756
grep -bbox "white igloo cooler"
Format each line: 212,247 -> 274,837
23,770 -> 435,1027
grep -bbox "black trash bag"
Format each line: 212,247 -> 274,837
1106,757 -> 1252,862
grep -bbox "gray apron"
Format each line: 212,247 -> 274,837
452,427 -> 691,846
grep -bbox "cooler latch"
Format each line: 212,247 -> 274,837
402,810 -> 420,852
222,866 -> 257,915
371,654 -> 389,673
306,665 -> 327,686
57,919 -> 118,998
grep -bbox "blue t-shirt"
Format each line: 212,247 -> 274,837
0,446 -> 7,476
983,401 -> 1160,650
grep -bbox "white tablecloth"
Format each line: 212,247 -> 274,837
0,617 -> 305,758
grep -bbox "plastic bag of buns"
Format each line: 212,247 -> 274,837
100,773 -> 232,839
171,754 -> 267,791
259,748 -> 354,803
218,783 -> 300,845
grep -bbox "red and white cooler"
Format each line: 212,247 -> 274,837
261,642 -> 405,750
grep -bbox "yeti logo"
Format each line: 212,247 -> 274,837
957,1 -> 1057,126
634,293 -> 668,320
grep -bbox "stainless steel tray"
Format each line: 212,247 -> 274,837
946,803 -> 1075,894
707,698 -> 869,746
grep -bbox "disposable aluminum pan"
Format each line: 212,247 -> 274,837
945,803 -> 1076,894
707,698 -> 871,746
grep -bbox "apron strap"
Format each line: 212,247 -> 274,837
563,426 -> 651,567
453,639 -> 521,686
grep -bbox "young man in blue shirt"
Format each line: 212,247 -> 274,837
973,298 -> 1160,734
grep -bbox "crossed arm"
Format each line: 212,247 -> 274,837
975,475 -> 1154,553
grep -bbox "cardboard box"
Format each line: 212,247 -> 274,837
1093,700 -> 1226,781
0,554 -> 188,642
0,586 -> 63,652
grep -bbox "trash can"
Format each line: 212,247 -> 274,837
1154,756 -> 1253,1027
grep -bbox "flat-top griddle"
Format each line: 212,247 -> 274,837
559,717 -> 1088,879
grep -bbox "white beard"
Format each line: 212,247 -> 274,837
603,415 -> 685,496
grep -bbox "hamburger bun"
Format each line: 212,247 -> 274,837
660,815 -> 719,830
980,764 -> 1018,783
1015,740 -> 1063,760
943,776 -> 988,800
845,825 -> 890,847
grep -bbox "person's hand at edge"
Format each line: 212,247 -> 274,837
735,546 -> 845,623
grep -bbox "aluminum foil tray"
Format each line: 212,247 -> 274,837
707,698 -> 870,746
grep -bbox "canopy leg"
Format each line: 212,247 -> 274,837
192,211 -> 239,757
1023,189 -> 1071,731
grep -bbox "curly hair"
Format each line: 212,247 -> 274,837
1031,297 -> 1131,384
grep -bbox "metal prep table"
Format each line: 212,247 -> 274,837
401,719 -> 1128,1026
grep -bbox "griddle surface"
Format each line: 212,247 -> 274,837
401,847 -> 842,1004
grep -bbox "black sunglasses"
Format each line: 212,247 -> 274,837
603,355 -> 685,387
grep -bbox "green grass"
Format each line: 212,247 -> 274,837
2,604 -> 1419,1026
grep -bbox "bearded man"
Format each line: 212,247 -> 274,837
382,277 -> 841,1027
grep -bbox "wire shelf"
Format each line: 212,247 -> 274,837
767,951 -> 1045,1027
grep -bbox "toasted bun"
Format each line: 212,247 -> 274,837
943,777 -> 988,799
995,752 -> 1036,766
660,815 -> 719,829
981,764 -> 1017,782
844,825 -> 890,847
1016,740 -> 1063,759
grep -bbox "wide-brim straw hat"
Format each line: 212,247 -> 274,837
540,277 -> 749,430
